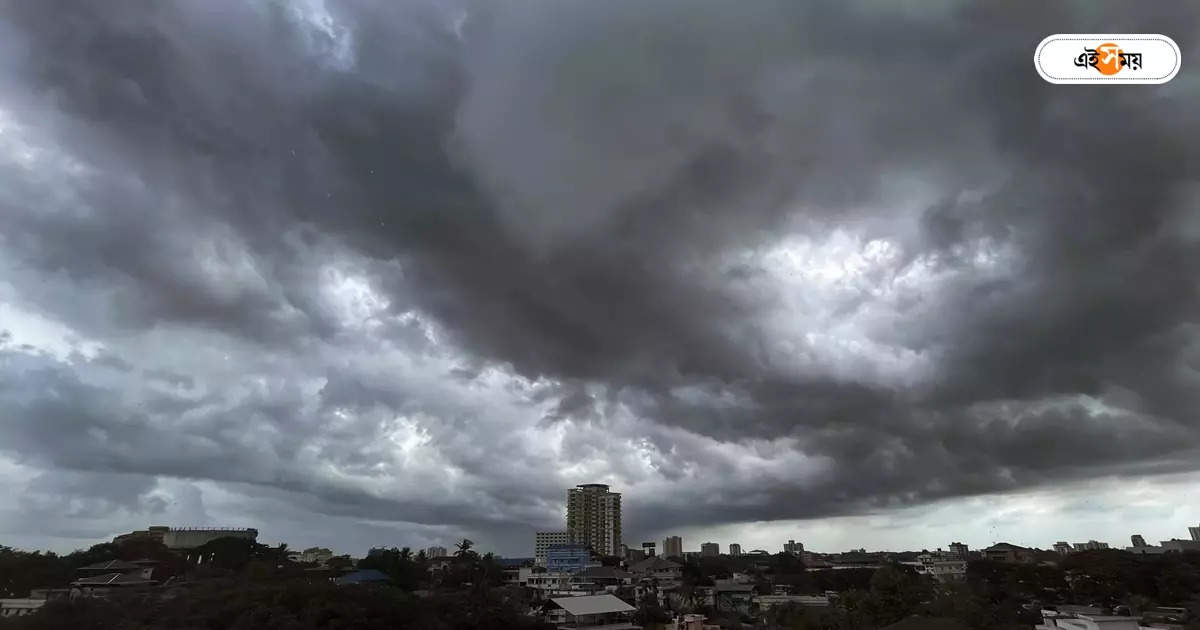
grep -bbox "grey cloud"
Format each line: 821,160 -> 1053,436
1,0 -> 1200,552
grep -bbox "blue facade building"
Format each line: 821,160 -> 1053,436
546,543 -> 592,573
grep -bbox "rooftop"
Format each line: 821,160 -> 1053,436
550,594 -> 636,617
71,572 -> 156,586
77,560 -> 144,572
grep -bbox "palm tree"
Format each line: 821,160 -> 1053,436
455,539 -> 475,558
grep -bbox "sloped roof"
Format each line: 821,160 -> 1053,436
551,594 -> 636,616
71,572 -> 155,586
984,542 -> 1029,551
78,560 -> 144,572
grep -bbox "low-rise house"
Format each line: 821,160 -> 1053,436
915,553 -> 967,582
568,566 -> 632,594
982,542 -> 1036,564
707,580 -> 755,614
544,594 -> 637,629
628,556 -> 682,582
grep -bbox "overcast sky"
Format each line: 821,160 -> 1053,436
2,0 -> 1200,558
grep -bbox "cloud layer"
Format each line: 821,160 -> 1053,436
1,0 -> 1199,554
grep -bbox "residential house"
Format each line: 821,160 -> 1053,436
544,594 -> 637,629
629,556 -> 682,582
982,542 -> 1036,563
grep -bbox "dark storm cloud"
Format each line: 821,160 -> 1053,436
1,0 -> 1200,548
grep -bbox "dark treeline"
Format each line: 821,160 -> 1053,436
5,541 -> 1200,629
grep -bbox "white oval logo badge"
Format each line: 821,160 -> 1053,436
1035,34 -> 1181,84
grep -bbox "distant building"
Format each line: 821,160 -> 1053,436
1190,526 -> 1200,542
289,547 -> 334,564
629,556 -> 683,582
112,526 -> 169,545
700,542 -> 720,557
1053,541 -> 1072,555
948,542 -> 968,559
161,527 -> 258,550
1072,540 -> 1109,552
662,536 -> 683,558
916,553 -> 967,582
784,539 -> 804,554
425,546 -> 447,558
567,484 -> 622,557
1125,535 -> 1166,555
535,531 -> 571,566
111,525 -> 256,550
546,543 -> 594,573
728,543 -> 742,556
642,541 -> 657,558
982,543 -> 1035,563
1160,538 -> 1200,553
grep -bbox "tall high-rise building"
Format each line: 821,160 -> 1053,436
784,539 -> 804,554
948,542 -> 969,559
700,542 -> 720,557
535,531 -> 571,566
729,543 -> 742,556
1189,525 -> 1200,542
663,536 -> 683,558
566,484 -> 622,557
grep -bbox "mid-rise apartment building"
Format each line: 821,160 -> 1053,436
662,536 -> 683,558
535,531 -> 571,566
566,484 -> 622,557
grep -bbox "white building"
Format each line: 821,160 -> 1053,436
916,553 -> 967,582
535,531 -> 571,566
566,484 -> 622,557
425,546 -> 447,558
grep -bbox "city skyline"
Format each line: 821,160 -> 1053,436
2,0 -> 1200,560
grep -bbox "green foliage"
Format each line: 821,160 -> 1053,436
359,547 -> 425,590
0,581 -> 555,630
